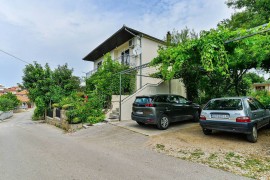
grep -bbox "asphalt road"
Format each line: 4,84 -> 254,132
0,110 -> 248,180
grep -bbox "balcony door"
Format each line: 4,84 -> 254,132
121,49 -> 130,66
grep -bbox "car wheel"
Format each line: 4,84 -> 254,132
202,128 -> 212,135
157,115 -> 169,130
247,126 -> 257,143
136,121 -> 145,126
192,111 -> 199,122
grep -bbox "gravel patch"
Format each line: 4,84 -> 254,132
148,124 -> 270,179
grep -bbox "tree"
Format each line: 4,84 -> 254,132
86,53 -> 136,107
50,64 -> 80,103
0,93 -> 20,111
22,62 -> 80,119
221,0 -> 270,29
151,23 -> 270,102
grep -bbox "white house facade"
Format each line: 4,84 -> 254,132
83,25 -> 186,120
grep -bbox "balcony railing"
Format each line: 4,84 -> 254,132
86,54 -> 136,78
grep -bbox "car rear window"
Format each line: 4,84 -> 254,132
134,97 -> 153,105
204,99 -> 243,110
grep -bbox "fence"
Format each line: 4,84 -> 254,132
47,109 -> 53,118
56,108 -> 61,118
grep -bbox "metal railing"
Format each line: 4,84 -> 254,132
56,108 -> 61,118
85,55 -> 136,78
47,109 -> 53,118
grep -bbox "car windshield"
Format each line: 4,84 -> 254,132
134,97 -> 153,105
204,99 -> 243,110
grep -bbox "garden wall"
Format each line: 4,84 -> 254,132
45,108 -> 82,132
0,111 -> 13,121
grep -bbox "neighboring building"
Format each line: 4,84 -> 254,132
253,82 -> 270,92
0,84 -> 5,92
0,86 -> 31,109
83,25 -> 186,120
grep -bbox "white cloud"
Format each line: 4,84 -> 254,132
0,0 -> 235,87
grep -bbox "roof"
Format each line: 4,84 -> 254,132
210,96 -> 252,100
253,82 -> 270,86
16,90 -> 28,95
17,95 -> 30,102
83,25 -> 165,61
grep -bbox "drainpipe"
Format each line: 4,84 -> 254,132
119,73 -> 121,121
139,37 -> 142,88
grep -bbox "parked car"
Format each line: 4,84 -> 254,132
199,97 -> 270,143
131,94 -> 201,130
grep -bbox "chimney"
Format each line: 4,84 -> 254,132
166,31 -> 171,46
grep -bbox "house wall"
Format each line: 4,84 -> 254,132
93,41 -> 131,69
120,79 -> 186,120
135,37 -> 163,90
253,83 -> 270,92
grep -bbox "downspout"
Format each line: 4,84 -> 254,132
124,28 -> 142,88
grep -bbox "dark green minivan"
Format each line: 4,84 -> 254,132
131,94 -> 201,130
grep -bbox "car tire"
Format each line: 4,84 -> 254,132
136,121 -> 145,126
157,115 -> 169,130
192,111 -> 199,122
247,126 -> 257,143
202,128 -> 212,135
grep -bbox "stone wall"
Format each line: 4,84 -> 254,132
45,108 -> 82,132
0,111 -> 13,121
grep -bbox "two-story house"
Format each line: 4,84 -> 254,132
83,25 -> 186,120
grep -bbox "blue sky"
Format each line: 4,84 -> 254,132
0,0 -> 235,87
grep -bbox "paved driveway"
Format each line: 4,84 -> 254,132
109,119 -> 198,136
0,111 -> 248,180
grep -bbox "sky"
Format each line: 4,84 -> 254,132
0,0 -> 235,87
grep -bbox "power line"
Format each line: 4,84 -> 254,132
0,49 -> 31,64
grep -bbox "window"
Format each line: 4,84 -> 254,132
255,86 -> 265,90
97,61 -> 102,68
134,97 -> 153,105
121,49 -> 130,65
254,99 -> 265,109
154,95 -> 168,103
204,99 -> 243,110
168,95 -> 187,104
247,98 -> 258,111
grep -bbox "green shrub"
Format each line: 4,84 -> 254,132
62,104 -> 74,110
0,92 -> 20,111
62,92 -> 105,124
0,98 -> 14,111
249,90 -> 270,106
52,103 -> 60,108
32,97 -> 46,120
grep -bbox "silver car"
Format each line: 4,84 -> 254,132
199,97 -> 270,142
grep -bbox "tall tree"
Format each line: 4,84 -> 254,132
221,0 -> 270,29
151,23 -> 270,102
22,62 -> 80,119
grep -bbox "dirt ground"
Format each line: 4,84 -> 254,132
147,123 -> 270,179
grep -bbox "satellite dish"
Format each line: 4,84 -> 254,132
132,45 -> 142,56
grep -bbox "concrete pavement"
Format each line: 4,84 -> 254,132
0,110 -> 249,180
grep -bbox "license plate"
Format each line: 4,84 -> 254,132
136,111 -> 143,115
211,114 -> 229,119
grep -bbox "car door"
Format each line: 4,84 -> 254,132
168,95 -> 193,122
247,98 -> 264,128
154,95 -> 172,118
253,98 -> 269,127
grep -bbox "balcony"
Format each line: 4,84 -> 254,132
86,54 -> 136,78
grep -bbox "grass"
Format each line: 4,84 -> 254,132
154,146 -> 270,179
156,144 -> 165,151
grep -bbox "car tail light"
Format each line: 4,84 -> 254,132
236,116 -> 251,123
145,103 -> 155,107
200,115 -> 206,120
